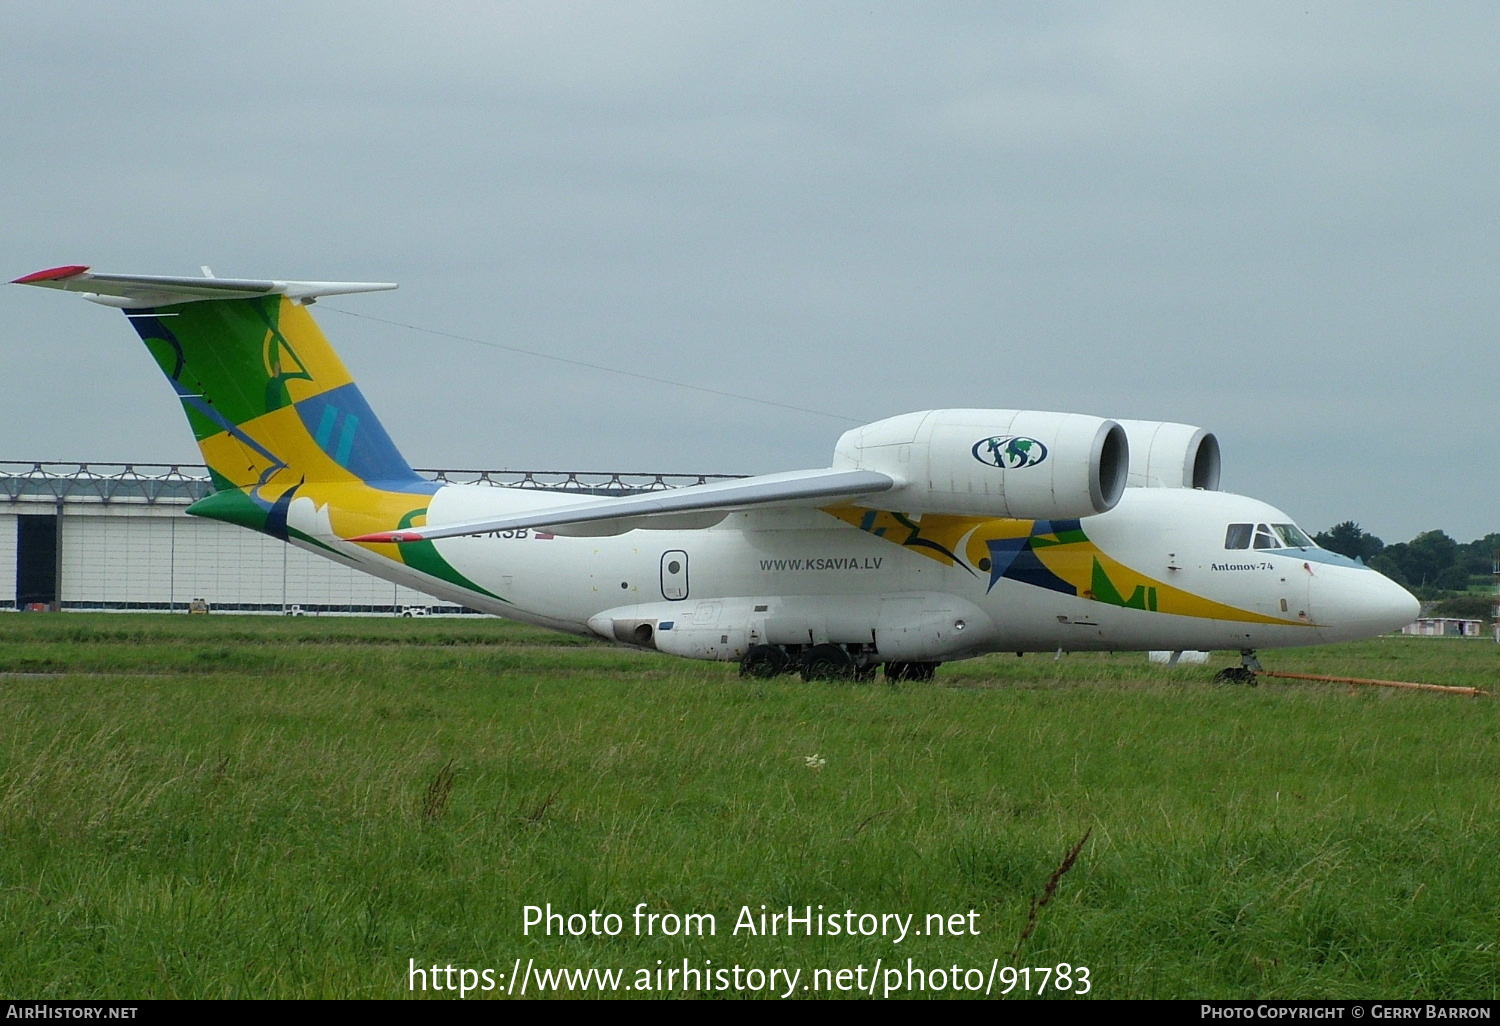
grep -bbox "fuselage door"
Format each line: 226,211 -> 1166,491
660,550 -> 689,601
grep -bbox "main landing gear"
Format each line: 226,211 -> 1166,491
738,644 -> 790,679
1213,648 -> 1264,686
883,661 -> 938,683
737,644 -> 939,683
800,643 -> 860,682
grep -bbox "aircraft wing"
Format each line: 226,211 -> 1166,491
12,265 -> 396,306
349,468 -> 895,543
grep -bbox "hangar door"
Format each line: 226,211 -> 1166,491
15,514 -> 58,609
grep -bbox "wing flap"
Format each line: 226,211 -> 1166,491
349,468 -> 895,543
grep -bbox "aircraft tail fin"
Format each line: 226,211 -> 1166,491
14,266 -> 512,604
14,265 -> 427,497
13,265 -> 441,552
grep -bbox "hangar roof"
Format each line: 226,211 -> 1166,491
0,462 -> 736,507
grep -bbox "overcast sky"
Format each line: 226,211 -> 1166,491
3,2 -> 1494,543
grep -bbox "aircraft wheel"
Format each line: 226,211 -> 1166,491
739,645 -> 788,679
885,661 -> 938,683
852,663 -> 877,683
1213,667 -> 1258,686
801,644 -> 854,682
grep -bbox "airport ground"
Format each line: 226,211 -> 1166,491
0,614 -> 1495,999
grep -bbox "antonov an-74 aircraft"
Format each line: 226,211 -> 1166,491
15,266 -> 1418,682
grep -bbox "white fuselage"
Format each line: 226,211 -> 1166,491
286,483 -> 1418,663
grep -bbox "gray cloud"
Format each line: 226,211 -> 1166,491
4,2 -> 1493,541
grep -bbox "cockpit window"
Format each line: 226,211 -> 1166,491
1273,524 -> 1314,549
1227,521 -> 1317,551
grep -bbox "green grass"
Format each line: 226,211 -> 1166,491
0,614 -> 1496,999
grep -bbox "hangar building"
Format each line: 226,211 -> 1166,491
2,462 -> 729,614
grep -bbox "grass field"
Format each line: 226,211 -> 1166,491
0,613 -> 1496,1000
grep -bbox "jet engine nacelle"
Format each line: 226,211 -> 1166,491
832,409 -> 1129,519
1113,420 -> 1221,490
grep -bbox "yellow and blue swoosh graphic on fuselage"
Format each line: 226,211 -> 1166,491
822,505 -> 1304,627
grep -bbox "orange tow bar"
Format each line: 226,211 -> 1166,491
1258,671 -> 1486,698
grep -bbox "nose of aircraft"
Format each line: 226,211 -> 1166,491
1312,566 -> 1421,643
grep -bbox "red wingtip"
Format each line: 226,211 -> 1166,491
12,264 -> 90,285
349,531 -> 424,544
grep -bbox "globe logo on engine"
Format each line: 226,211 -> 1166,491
972,435 -> 1048,469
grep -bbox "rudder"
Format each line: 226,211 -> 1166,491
124,294 -> 430,497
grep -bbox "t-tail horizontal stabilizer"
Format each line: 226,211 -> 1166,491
12,265 -> 396,307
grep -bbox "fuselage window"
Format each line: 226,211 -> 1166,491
1225,524 -> 1253,549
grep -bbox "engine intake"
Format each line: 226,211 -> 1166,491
1113,420 -> 1221,490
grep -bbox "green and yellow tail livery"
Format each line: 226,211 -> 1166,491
126,291 -> 439,538
10,266 -> 495,597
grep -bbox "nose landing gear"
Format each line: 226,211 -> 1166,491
1213,648 -> 1263,685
